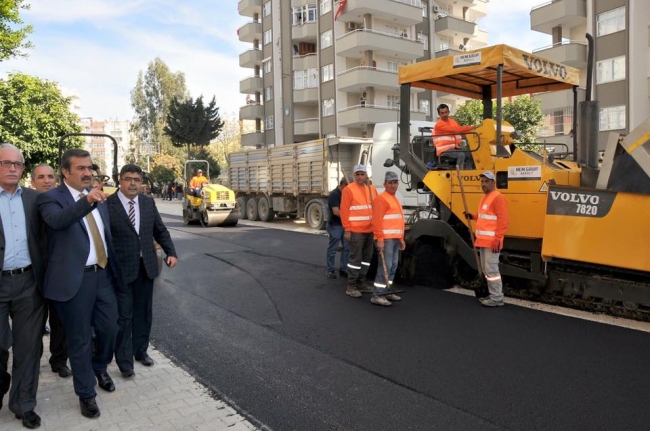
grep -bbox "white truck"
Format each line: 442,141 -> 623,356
227,121 -> 431,229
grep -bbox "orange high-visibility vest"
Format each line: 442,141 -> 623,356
431,135 -> 462,156
341,182 -> 378,233
474,191 -> 503,248
372,192 -> 404,241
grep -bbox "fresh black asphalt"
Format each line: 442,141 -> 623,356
150,208 -> 650,431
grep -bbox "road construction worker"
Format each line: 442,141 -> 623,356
465,171 -> 509,307
340,164 -> 378,298
189,169 -> 209,189
433,103 -> 474,169
370,171 -> 405,307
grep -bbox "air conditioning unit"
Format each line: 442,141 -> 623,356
458,44 -> 466,51
432,5 -> 440,13
361,91 -> 368,99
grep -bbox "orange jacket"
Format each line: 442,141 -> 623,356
372,192 -> 404,241
433,118 -> 473,156
189,175 -> 209,188
474,191 -> 509,248
340,182 -> 378,233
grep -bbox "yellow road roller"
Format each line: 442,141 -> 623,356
182,160 -> 239,227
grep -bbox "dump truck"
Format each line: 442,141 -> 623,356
392,37 -> 650,321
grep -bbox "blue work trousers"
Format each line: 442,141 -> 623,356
326,224 -> 349,273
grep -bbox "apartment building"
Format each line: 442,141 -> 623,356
530,0 -> 649,151
237,0 -> 488,147
80,118 -> 131,180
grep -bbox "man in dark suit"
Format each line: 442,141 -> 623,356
31,164 -> 71,379
37,149 -> 123,420
107,164 -> 177,376
0,143 -> 45,429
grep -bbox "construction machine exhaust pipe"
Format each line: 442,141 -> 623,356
578,33 -> 600,187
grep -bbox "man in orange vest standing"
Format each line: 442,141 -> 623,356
340,164 -> 377,298
465,171 -> 509,307
370,171 -> 405,306
433,103 -> 474,169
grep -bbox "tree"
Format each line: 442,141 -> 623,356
164,95 -> 224,159
130,58 -> 188,164
193,146 -> 221,181
208,118 -> 242,168
453,97 -> 544,143
0,72 -> 82,171
0,1 -> 33,61
149,165 -> 177,185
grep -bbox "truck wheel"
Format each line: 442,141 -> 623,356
258,196 -> 275,222
246,198 -> 260,221
305,200 -> 327,230
237,196 -> 248,220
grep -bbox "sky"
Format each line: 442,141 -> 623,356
0,0 -> 550,123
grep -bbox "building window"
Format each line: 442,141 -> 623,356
418,32 -> 428,50
292,5 -> 317,25
294,70 -> 305,89
265,86 -> 273,101
263,29 -> 272,45
320,0 -> 332,15
322,99 -> 335,116
321,64 -> 333,82
386,61 -> 399,73
596,56 -> 625,84
307,68 -> 318,87
599,105 -> 625,131
422,1 -> 428,17
263,59 -> 272,74
263,1 -> 271,17
552,110 -> 564,135
265,115 -> 274,130
294,69 -> 318,89
387,95 -> 400,109
419,99 -> 430,115
597,7 -> 625,37
321,29 -> 333,49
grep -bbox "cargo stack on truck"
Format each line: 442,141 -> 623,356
228,137 -> 371,229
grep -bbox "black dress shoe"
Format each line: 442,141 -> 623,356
15,410 -> 41,429
52,365 -> 72,378
79,397 -> 100,419
95,372 -> 115,392
121,369 -> 135,378
136,354 -> 154,366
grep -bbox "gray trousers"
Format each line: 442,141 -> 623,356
479,248 -> 503,302
0,271 -> 45,415
346,232 -> 374,287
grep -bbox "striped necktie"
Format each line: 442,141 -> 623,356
128,200 -> 136,227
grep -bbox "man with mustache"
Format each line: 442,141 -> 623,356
107,165 -> 177,377
37,149 -> 123,419
31,164 -> 71,379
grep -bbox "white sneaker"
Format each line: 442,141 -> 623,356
385,294 -> 401,301
371,296 -> 392,306
346,288 -> 362,298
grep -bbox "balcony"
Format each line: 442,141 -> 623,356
530,0 -> 587,35
336,0 -> 423,27
294,87 -> 319,104
435,48 -> 464,58
292,22 -> 317,43
434,15 -> 477,39
239,49 -> 263,68
239,76 -> 263,94
338,67 -> 398,92
338,105 -> 426,127
238,0 -> 261,17
533,41 -> 587,69
336,29 -> 424,61
294,118 -> 319,136
238,21 -> 262,43
241,131 -> 265,147
239,104 -> 265,120
292,53 -> 318,71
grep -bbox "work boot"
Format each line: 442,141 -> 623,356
371,296 -> 392,306
386,294 -> 401,301
479,297 -> 504,307
346,286 -> 362,298
355,281 -> 373,293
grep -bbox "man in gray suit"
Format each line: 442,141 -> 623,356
0,143 -> 45,429
107,164 -> 177,377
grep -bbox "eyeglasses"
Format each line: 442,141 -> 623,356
121,177 -> 143,183
0,161 -> 25,169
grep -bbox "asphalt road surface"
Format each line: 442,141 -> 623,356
151,200 -> 650,431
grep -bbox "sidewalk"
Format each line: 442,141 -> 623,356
0,343 -> 258,431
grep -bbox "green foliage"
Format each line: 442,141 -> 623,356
0,72 -> 82,172
452,97 -> 544,143
164,95 -> 224,159
130,58 -> 188,160
0,0 -> 33,61
193,146 -> 221,179
149,164 -> 176,184
453,100 -> 484,127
